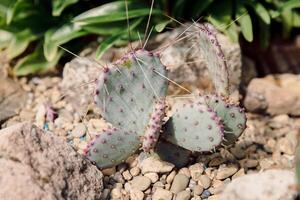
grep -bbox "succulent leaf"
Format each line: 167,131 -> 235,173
197,23 -> 230,96
163,98 -> 223,152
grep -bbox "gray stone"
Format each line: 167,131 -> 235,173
130,176 -> 152,191
152,188 -> 173,200
175,190 -> 191,200
170,174 -> 190,194
140,157 -> 174,174
220,169 -> 297,200
198,175 -> 211,189
244,74 -> 300,116
0,78 -> 27,122
72,123 -> 87,138
0,123 -> 103,200
216,166 -> 238,180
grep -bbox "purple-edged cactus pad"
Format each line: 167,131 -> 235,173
203,94 -> 247,145
94,49 -> 168,136
142,99 -> 166,152
163,98 -> 224,152
83,127 -> 140,168
85,49 -> 168,168
197,23 -> 230,96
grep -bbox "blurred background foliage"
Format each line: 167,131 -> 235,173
0,0 -> 299,76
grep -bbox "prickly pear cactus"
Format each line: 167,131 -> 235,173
85,49 -> 168,168
142,99 -> 166,152
163,98 -> 224,152
84,127 -> 140,168
202,94 -> 247,145
94,49 -> 168,135
197,23 -> 230,96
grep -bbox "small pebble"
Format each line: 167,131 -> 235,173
152,188 -> 173,200
189,163 -> 204,181
144,172 -> 159,183
130,167 -> 141,177
198,175 -> 211,189
170,174 -> 190,194
130,188 -> 144,200
175,190 -> 191,200
216,166 -> 238,180
193,185 -> 204,196
166,170 -> 176,184
130,176 -> 151,191
122,170 -> 132,181
140,157 -> 174,174
201,189 -> 211,199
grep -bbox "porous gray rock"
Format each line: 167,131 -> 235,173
0,123 -> 103,200
244,74 -> 300,116
220,169 -> 297,200
0,78 -> 27,122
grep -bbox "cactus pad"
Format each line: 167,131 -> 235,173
83,127 -> 141,168
197,23 -> 229,96
202,94 -> 247,145
94,49 -> 168,136
142,99 -> 166,152
163,98 -> 224,152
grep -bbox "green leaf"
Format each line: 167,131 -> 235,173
236,4 -> 253,42
73,1 -> 161,25
225,22 -> 239,43
173,0 -> 186,17
7,29 -> 37,59
52,0 -> 79,16
155,20 -> 171,32
0,29 -> 12,49
82,17 -> 143,35
258,19 -> 270,49
281,0 -> 300,10
207,0 -> 232,30
191,0 -> 213,17
245,1 -> 270,24
293,12 -> 300,27
14,45 -> 63,76
281,9 -> 293,38
96,33 -> 123,59
44,23 -> 87,61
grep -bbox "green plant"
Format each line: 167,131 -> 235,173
84,49 -> 168,168
160,0 -> 300,46
84,22 -> 247,169
0,0 -> 164,75
1,0 -> 299,76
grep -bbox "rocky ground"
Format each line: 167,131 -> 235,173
0,26 -> 299,200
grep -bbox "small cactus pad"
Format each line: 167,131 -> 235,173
94,49 -> 168,136
202,94 -> 247,145
163,98 -> 223,152
197,23 -> 230,96
84,127 -> 140,168
142,99 -> 166,152
154,140 -> 191,168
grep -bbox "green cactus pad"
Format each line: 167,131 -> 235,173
202,94 -> 247,145
163,98 -> 224,152
94,49 -> 168,136
83,127 -> 141,168
142,99 -> 166,152
197,23 -> 229,96
154,140 -> 191,168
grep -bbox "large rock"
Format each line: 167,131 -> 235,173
220,169 -> 297,200
0,78 -> 27,122
0,123 -> 103,200
244,74 -> 300,116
